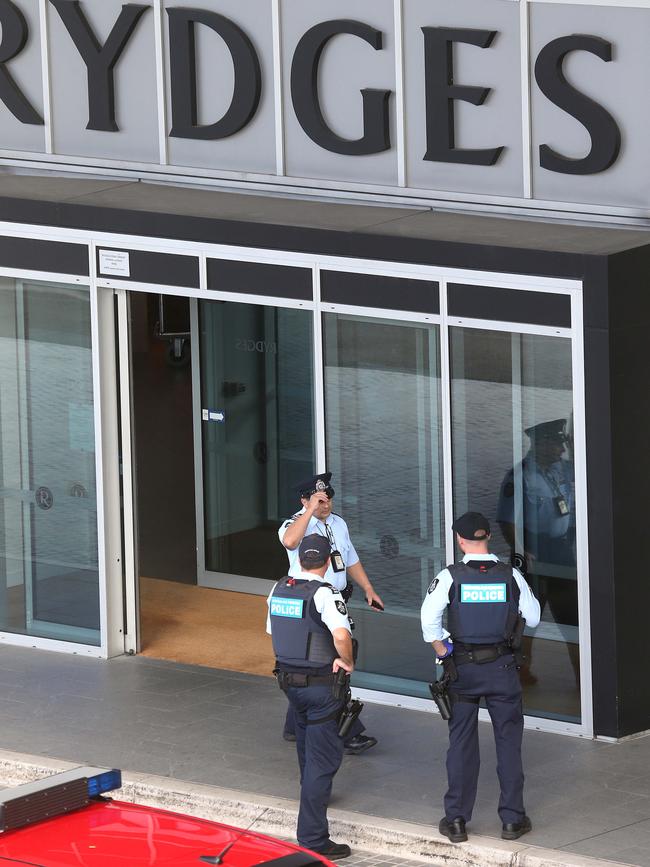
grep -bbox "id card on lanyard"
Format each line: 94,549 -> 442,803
322,522 -> 346,573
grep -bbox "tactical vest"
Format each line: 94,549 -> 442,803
270,577 -> 337,669
447,560 -> 520,645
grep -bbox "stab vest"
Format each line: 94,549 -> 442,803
447,560 -> 520,645
270,577 -> 337,669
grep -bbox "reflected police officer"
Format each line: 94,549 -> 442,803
267,534 -> 354,860
278,472 -> 382,755
420,512 -> 541,844
496,419 -> 578,681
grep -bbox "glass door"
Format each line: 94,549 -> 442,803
450,326 -> 579,723
323,312 -> 445,696
199,300 -> 315,588
0,278 -> 100,645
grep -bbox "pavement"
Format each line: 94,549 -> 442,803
0,647 -> 649,866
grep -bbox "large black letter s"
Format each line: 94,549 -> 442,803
534,34 -> 621,175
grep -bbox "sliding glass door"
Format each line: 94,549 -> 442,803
199,300 -> 315,585
450,327 -> 579,723
323,312 -> 445,695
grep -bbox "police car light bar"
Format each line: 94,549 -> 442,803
0,766 -> 122,833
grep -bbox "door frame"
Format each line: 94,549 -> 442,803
109,241 -> 589,738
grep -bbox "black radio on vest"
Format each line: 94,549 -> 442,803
270,577 -> 337,669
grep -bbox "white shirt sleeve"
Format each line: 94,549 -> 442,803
420,569 -> 453,643
278,516 -> 297,548
513,568 -> 541,628
314,586 -> 352,634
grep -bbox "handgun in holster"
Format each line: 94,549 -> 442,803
428,655 -> 458,721
333,669 -> 364,738
505,612 -> 527,667
429,678 -> 453,721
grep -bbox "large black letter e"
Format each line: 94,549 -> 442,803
423,27 -> 504,166
49,0 -> 149,132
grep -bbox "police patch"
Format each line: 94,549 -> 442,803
427,577 -> 439,594
335,600 -> 348,615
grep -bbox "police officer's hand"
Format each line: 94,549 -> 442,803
366,589 -> 385,611
307,492 -> 330,513
333,657 -> 353,674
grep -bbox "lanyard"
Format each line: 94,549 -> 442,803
316,520 -> 336,551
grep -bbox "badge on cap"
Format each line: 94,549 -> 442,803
315,479 -> 327,492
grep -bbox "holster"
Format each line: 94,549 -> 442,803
338,698 -> 363,738
505,614 -> 527,666
331,668 -> 351,703
341,582 -> 354,603
442,654 -> 458,682
429,678 -> 453,721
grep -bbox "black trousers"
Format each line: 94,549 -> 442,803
444,655 -> 525,825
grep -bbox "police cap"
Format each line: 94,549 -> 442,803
452,511 -> 491,541
295,472 -> 335,499
524,418 -> 567,442
298,534 -> 331,566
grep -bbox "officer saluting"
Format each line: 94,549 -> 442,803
278,472 -> 381,755
421,512 -> 541,844
267,534 -> 354,859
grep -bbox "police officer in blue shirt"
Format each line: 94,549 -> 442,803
267,534 -> 354,860
278,472 -> 382,755
421,512 -> 541,844
497,419 -> 578,683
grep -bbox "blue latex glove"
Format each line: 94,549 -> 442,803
436,639 -> 454,660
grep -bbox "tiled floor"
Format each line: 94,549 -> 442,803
1,647 -> 650,865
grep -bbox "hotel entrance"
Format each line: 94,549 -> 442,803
117,252 -> 588,735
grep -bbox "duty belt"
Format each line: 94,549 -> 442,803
274,669 -> 336,688
453,642 -> 512,666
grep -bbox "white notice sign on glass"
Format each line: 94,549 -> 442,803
99,249 -> 130,278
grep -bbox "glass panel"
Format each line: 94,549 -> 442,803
0,279 -> 100,645
201,301 -> 315,581
450,328 -> 578,723
323,313 -> 444,697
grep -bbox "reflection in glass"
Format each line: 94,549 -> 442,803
0,279 -> 100,645
323,314 -> 444,695
200,302 -> 314,580
451,328 -> 578,722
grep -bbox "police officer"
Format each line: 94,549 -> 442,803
420,512 -> 541,844
267,534 -> 354,859
278,472 -> 381,755
496,418 -> 578,683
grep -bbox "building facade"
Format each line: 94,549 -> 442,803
0,0 -> 649,740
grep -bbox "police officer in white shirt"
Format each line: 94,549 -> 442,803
278,472 -> 382,755
421,512 -> 540,844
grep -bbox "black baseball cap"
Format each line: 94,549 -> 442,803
298,534 -> 331,566
295,472 -> 335,499
452,512 -> 491,541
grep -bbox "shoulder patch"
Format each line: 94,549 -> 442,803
427,577 -> 439,594
335,600 -> 348,615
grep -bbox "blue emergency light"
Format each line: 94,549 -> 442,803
0,766 -> 122,832
86,768 -> 122,797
